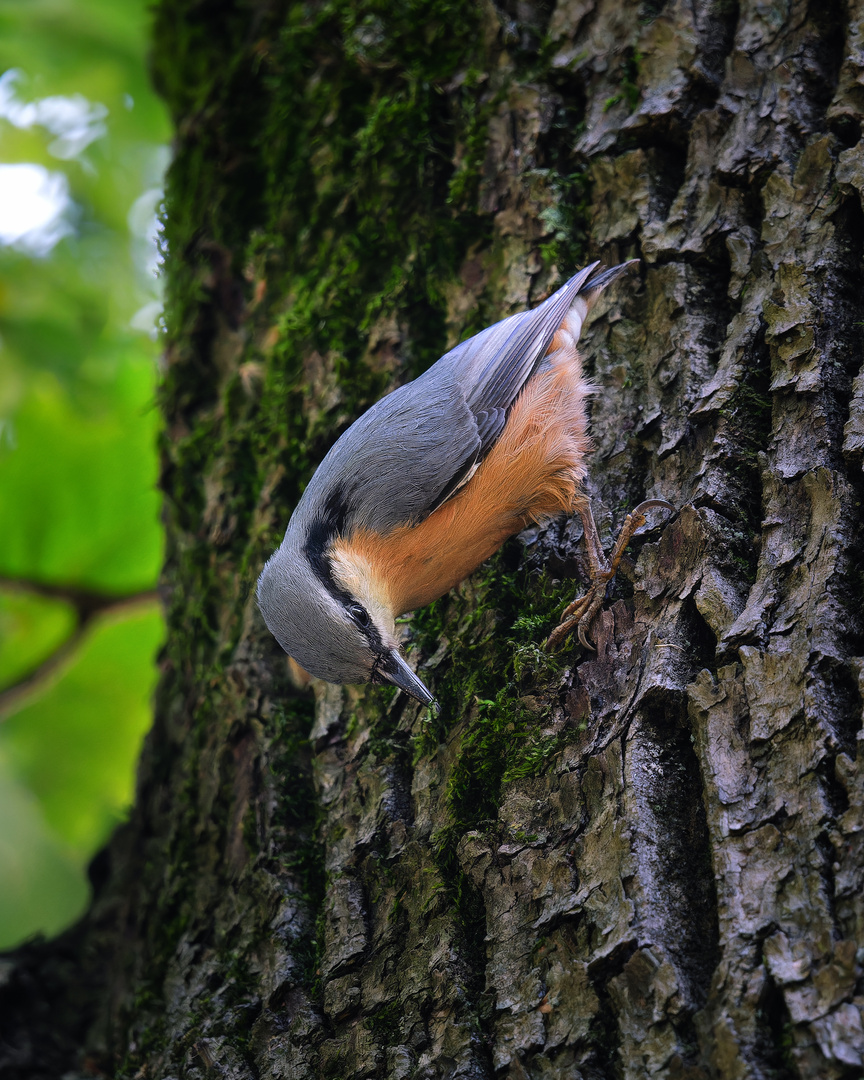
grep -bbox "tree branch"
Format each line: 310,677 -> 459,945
0,583 -> 160,718
0,575 -> 156,623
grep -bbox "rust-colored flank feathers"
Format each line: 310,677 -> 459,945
330,311 -> 592,616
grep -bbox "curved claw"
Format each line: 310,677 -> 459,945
545,583 -> 605,652
544,601 -> 587,651
629,498 -> 676,519
576,587 -> 607,650
576,622 -> 593,650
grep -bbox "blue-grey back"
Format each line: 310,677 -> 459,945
287,266 -> 598,540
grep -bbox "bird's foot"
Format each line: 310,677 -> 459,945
545,498 -> 675,652
545,580 -> 609,651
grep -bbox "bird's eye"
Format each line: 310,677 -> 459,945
347,603 -> 370,627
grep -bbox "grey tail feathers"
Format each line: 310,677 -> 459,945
581,259 -> 640,296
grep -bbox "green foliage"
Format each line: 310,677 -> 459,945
0,0 -> 169,947
0,602 -> 162,948
0,751 -> 88,946
0,590 -> 76,688
1,602 -> 163,856
0,360 -> 162,592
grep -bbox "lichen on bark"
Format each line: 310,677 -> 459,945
3,0 -> 864,1077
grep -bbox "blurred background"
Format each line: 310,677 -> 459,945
0,0 -> 169,948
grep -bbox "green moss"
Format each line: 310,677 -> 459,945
366,999 -> 402,1042
344,712 -> 360,740
448,72 -> 505,210
538,168 -> 592,273
603,47 -> 642,112
367,685 -> 409,762
410,540 -> 573,764
404,537 -> 582,964
150,0 -> 501,699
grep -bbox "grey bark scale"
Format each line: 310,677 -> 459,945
2,0 -> 864,1078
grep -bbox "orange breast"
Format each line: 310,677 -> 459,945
330,339 -> 592,616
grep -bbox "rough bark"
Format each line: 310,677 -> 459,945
3,0 -> 864,1077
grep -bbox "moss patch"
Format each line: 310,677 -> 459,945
405,535 -> 581,963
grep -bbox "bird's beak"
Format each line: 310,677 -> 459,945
380,649 -> 438,710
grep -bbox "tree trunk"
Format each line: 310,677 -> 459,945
3,0 -> 864,1077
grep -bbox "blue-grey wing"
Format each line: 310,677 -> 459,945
459,262 -> 601,426
292,263 -> 621,538
294,379 -> 483,536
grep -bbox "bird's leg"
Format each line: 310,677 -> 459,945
545,498 -> 675,651
544,500 -> 611,652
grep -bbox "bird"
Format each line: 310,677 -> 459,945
257,260 -> 673,707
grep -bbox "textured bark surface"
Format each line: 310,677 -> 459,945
3,0 -> 864,1077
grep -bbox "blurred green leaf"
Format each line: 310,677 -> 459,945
0,0 -> 172,406
0,752 -> 88,949
0,362 -> 163,592
1,600 -> 163,856
0,589 -> 76,690
0,0 -> 170,948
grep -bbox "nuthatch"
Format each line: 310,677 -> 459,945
258,261 -> 673,706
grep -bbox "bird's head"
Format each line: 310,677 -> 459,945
256,539 -> 436,708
